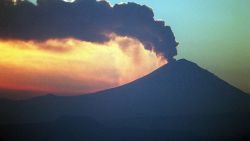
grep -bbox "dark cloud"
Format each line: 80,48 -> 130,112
0,0 -> 178,61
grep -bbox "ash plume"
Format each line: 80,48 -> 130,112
0,0 -> 178,61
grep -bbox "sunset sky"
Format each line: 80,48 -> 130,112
0,0 -> 249,99
0,34 -> 166,98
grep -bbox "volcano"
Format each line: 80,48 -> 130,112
0,59 -> 249,141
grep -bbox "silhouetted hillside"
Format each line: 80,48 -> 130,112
0,59 -> 249,140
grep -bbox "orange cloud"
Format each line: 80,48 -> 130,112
0,34 -> 167,97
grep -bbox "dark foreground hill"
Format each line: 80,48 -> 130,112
0,59 -> 249,141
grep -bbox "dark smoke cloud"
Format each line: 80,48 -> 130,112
0,0 -> 178,61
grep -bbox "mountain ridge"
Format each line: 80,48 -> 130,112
0,59 -> 249,123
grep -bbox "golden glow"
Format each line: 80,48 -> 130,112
0,34 -> 167,96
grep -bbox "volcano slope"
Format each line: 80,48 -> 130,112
0,59 -> 249,141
